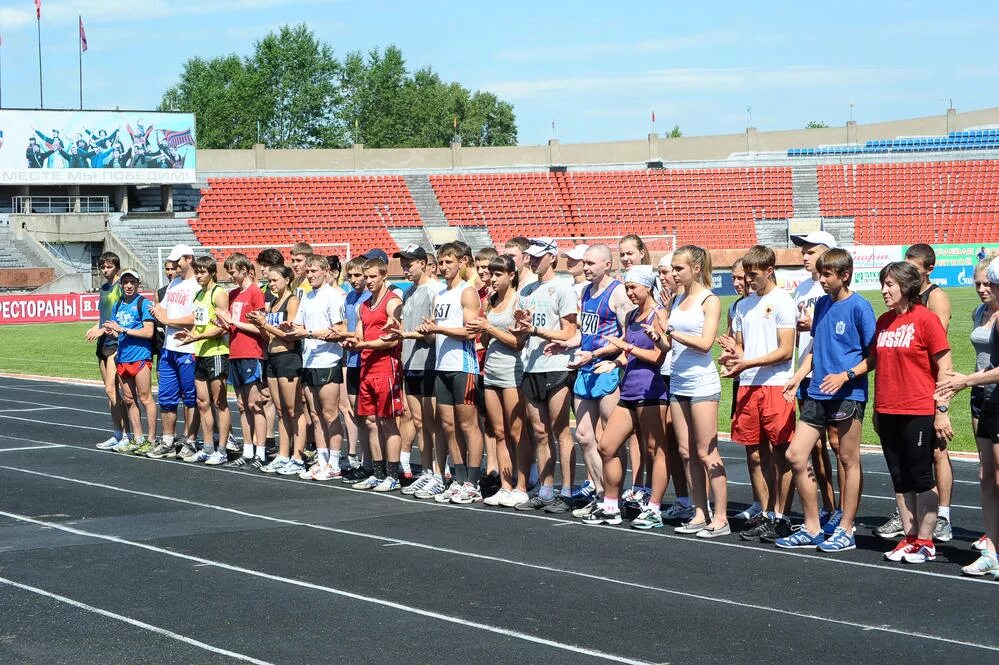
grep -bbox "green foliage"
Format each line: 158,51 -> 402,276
160,26 -> 517,149
806,120 -> 830,129
667,124 -> 682,138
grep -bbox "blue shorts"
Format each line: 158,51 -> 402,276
229,358 -> 264,387
157,349 -> 196,411
573,367 -> 620,400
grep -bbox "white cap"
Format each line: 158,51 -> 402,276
790,231 -> 838,249
562,244 -> 589,261
119,269 -> 141,281
987,256 -> 999,285
657,253 -> 674,268
166,243 -> 195,261
525,237 -> 559,257
624,265 -> 657,289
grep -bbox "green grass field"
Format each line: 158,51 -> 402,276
0,287 -> 985,451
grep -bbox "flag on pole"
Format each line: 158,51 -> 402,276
35,0 -> 41,20
79,17 -> 87,52
651,110 -> 656,123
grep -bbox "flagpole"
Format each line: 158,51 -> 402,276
36,13 -> 43,108
78,16 -> 83,109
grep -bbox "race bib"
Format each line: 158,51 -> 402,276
579,311 -> 599,336
532,312 -> 548,329
193,305 -> 209,326
265,311 -> 284,327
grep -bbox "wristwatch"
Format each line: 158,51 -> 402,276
846,369 -> 856,380
665,325 -> 675,336
936,404 -> 949,413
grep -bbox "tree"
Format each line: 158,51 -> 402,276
667,124 -> 682,138
160,28 -> 518,149
806,121 -> 829,129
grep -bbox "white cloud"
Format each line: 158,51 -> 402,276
484,65 -> 926,100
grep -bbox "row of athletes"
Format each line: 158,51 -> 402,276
87,234 -> 998,577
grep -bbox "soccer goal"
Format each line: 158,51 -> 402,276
551,234 -> 677,265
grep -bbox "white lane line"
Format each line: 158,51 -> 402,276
1,474 -> 996,652
0,445 -> 64,453
0,397 -> 115,415
0,383 -> 106,399
0,575 -> 273,664
0,407 -> 59,414
0,510 -> 659,665
0,414 -> 107,432
8,436 -> 987,582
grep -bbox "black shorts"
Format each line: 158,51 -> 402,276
346,366 -> 361,396
971,387 -> 985,419
266,350 -> 302,380
302,365 -> 342,388
877,413 -> 935,494
977,405 -> 999,443
96,337 -> 118,361
799,397 -> 866,428
195,355 -> 230,381
404,371 -> 435,398
523,371 -> 572,404
729,376 -> 740,419
435,371 -> 477,406
619,398 -> 667,409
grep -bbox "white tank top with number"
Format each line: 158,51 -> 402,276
434,280 -> 478,373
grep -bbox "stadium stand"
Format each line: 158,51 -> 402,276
191,176 -> 422,259
789,128 -> 999,156
817,160 -> 999,244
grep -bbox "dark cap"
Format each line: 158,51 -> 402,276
393,243 -> 428,261
362,248 -> 389,263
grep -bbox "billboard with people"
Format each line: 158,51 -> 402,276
0,109 -> 196,184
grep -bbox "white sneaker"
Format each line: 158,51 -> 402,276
299,464 -> 322,480
225,434 -> 241,453
434,480 -> 463,503
373,477 -> 400,492
261,457 -> 289,474
204,450 -> 227,465
402,471 -> 433,496
451,482 -> 481,504
414,476 -> 445,499
96,436 -> 119,450
352,475 -> 379,490
187,450 -> 210,463
484,488 -> 510,506
312,465 -> 341,481
276,458 -> 306,476
499,489 -> 529,508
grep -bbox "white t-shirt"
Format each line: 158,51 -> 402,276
794,277 -> 825,373
162,276 -> 200,353
293,284 -> 345,368
733,287 -> 796,386
519,276 -> 577,372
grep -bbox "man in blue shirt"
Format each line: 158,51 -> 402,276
777,248 -> 877,552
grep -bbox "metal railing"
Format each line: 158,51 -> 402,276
11,195 -> 111,215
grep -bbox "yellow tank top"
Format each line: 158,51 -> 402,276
193,284 -> 229,357
294,278 -> 312,300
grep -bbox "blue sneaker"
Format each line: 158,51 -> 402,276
817,526 -> 856,552
822,509 -> 844,535
572,480 -> 595,499
775,528 -> 825,549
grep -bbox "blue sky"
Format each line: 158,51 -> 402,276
0,0 -> 996,145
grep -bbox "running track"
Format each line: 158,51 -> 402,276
0,375 -> 994,664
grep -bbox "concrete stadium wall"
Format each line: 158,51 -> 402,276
197,107 -> 999,174
0,268 -> 55,289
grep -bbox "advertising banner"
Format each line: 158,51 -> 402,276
0,109 -> 196,185
0,292 -> 151,325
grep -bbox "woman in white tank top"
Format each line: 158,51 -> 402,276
663,246 -> 729,537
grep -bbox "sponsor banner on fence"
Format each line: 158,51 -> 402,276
0,292 -> 151,325
0,109 -> 196,185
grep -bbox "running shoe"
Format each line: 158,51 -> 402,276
884,537 -> 919,562
111,437 -> 132,453
582,507 -> 623,526
571,498 -> 599,519
276,458 -> 306,476
483,489 -> 510,507
572,480 -> 596,500
761,517 -> 793,544
352,475 -> 380,490
902,541 -> 936,564
874,509 -> 904,539
630,507 -> 663,530
133,438 -> 155,456
739,513 -> 771,541
734,504 -> 763,521
299,464 -> 324,480
499,489 -> 530,508
147,440 -> 177,459
96,436 -> 119,450
224,456 -> 254,469
478,471 -> 501,498
695,523 -> 732,539
515,494 -> 554,511
451,482 -> 481,504
187,450 -> 210,464
178,443 -> 199,461
341,467 -> 370,483
260,457 -> 289,474
225,434 -> 241,453
434,481 -> 463,503
248,458 -> 265,471
414,476 -> 446,500
663,499 -> 695,521
312,465 -> 341,481
776,528 -> 826,549
961,552 -> 999,577
120,438 -> 144,455
402,472 -> 433,496
373,476 -> 400,493
674,520 -> 707,534
204,450 -> 227,466
543,495 -> 573,513
303,449 -> 318,465
817,526 -> 856,553
822,509 -> 844,536
972,534 -> 988,551
932,517 -> 953,542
